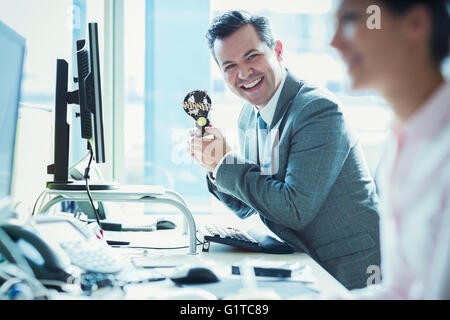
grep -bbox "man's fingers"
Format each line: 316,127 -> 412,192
188,127 -> 202,137
204,126 -> 222,138
202,134 -> 216,141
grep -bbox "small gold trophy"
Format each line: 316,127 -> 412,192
182,90 -> 214,138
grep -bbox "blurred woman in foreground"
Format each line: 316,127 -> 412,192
330,0 -> 450,299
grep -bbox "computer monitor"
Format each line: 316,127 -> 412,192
76,23 -> 105,163
0,20 -> 25,222
46,22 -> 118,191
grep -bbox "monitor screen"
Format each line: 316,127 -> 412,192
0,20 -> 25,221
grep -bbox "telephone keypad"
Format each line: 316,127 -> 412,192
60,241 -> 124,274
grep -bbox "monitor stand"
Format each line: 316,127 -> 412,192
46,180 -> 120,191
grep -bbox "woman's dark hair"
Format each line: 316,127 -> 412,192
206,10 -> 276,63
381,0 -> 450,64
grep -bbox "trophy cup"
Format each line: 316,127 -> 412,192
182,90 -> 214,139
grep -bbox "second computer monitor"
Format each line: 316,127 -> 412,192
47,22 -> 117,191
0,20 -> 25,221
77,22 -> 105,164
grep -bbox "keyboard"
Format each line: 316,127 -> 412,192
199,224 -> 295,254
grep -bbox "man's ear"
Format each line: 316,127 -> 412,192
274,40 -> 283,61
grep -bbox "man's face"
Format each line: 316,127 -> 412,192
214,24 -> 284,108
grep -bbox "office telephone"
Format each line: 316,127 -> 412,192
0,216 -> 125,282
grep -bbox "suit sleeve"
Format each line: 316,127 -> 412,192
206,175 -> 256,219
213,97 -> 353,230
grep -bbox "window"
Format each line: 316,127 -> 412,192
123,0 -> 213,215
123,0 -> 146,186
0,0 -> 74,107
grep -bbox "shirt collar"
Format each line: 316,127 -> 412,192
254,70 -> 287,128
392,80 -> 450,143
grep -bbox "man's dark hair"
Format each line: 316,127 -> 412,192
206,10 -> 276,63
380,0 -> 450,65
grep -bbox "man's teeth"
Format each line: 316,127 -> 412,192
243,78 -> 262,89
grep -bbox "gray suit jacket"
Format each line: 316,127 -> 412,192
207,72 -> 381,290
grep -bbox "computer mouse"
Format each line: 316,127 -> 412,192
170,267 -> 219,285
156,218 -> 176,230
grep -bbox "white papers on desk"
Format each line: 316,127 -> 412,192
130,252 -> 207,268
180,273 -> 319,300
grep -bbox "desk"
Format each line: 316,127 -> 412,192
36,186 -> 348,299
102,214 -> 349,300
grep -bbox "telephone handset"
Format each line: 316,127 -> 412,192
0,216 -> 125,282
0,224 -> 72,281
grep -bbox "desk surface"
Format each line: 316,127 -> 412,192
102,214 -> 349,300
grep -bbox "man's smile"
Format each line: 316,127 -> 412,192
240,76 -> 264,92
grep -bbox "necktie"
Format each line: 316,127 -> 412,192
257,112 -> 268,130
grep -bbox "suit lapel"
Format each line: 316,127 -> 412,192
270,71 -> 302,129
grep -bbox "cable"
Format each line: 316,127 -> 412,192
83,141 -> 201,250
31,190 -> 47,216
84,141 -> 102,229
12,202 -> 22,210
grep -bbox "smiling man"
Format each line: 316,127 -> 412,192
188,10 -> 381,290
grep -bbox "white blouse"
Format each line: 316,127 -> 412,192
351,81 -> 450,299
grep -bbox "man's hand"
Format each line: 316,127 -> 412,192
187,126 -> 231,172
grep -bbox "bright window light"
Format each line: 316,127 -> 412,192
211,0 -> 333,14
